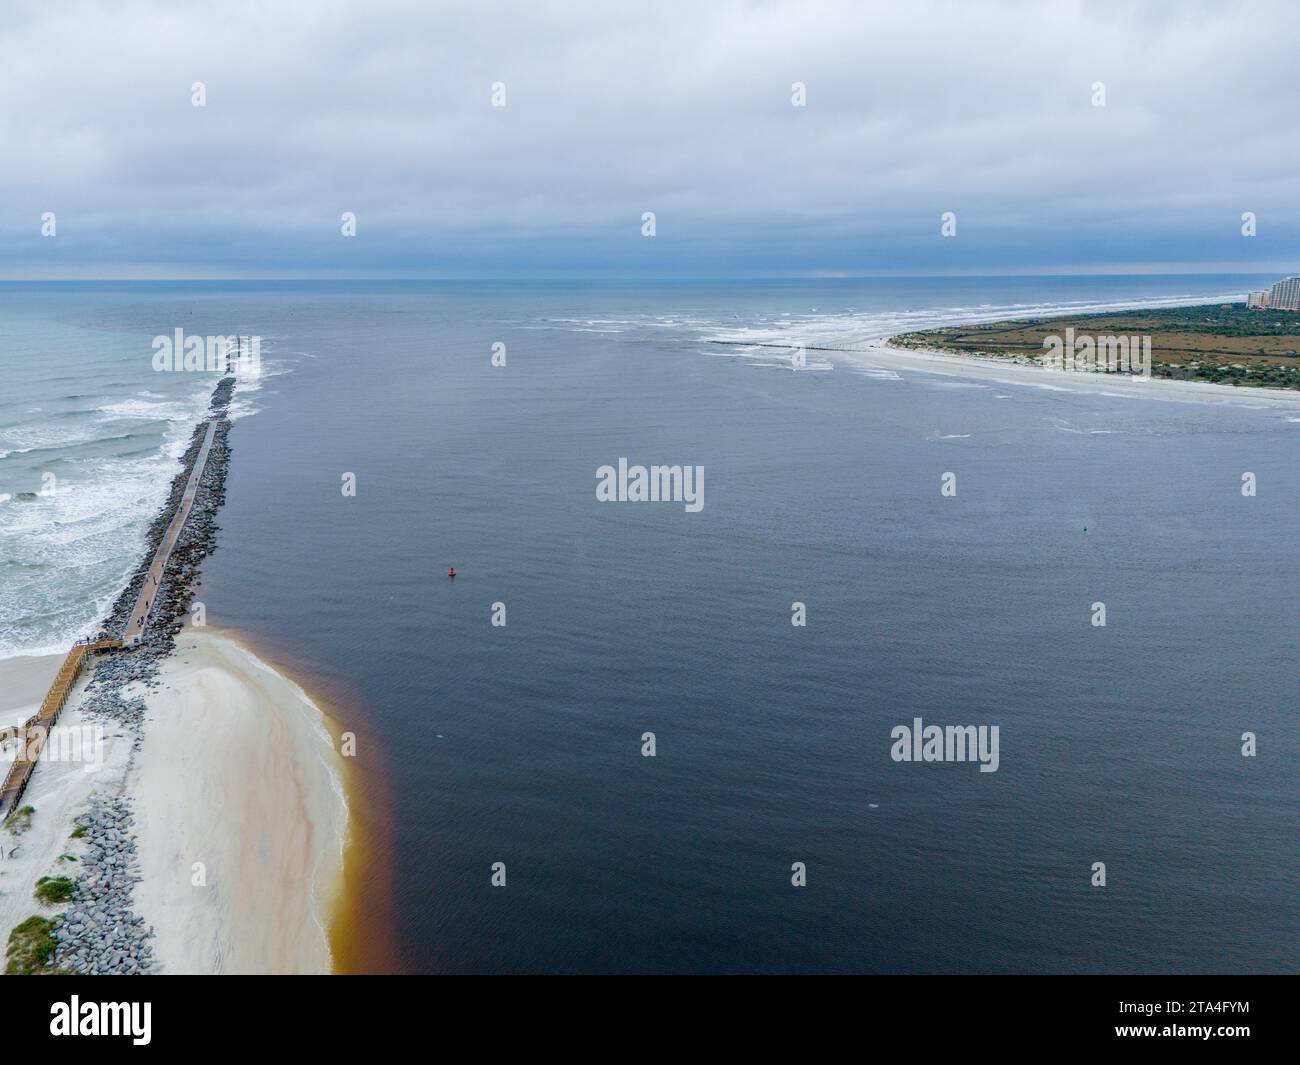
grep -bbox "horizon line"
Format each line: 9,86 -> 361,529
0,271 -> 1281,284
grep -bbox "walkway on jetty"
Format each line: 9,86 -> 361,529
122,417 -> 218,645
1,409 -> 225,825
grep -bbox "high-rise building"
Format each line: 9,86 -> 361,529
1267,275 -> 1300,311
1247,290 -> 1270,309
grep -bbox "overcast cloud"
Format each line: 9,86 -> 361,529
2,0 -> 1297,277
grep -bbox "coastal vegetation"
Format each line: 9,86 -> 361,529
4,915 -> 61,975
4,804 -> 35,835
35,875 -> 76,905
890,304 -> 1300,389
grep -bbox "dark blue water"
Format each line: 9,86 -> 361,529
9,278 -> 1297,972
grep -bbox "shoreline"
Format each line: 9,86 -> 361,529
872,299 -> 1300,401
841,340 -> 1300,409
201,623 -> 403,975
1,362 -> 355,975
0,630 -> 351,975
131,629 -> 348,974
886,301 -> 1300,391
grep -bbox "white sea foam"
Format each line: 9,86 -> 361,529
0,344 -> 277,657
97,395 -> 198,421
626,291 -> 1249,354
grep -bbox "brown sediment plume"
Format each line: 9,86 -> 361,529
202,623 -> 403,974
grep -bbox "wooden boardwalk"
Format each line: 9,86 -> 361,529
1,411 -> 224,825
0,638 -> 121,823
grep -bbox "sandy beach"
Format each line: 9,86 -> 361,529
0,632 -> 347,975
131,630 -> 348,974
852,341 -> 1300,409
0,655 -> 119,953
0,653 -> 62,730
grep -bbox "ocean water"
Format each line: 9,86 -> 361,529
0,285 -> 270,655
1,277 -> 1295,973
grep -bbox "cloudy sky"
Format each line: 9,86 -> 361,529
2,0 -> 1297,278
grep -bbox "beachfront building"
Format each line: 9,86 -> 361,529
1247,290 -> 1270,309
1267,276 -> 1300,311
